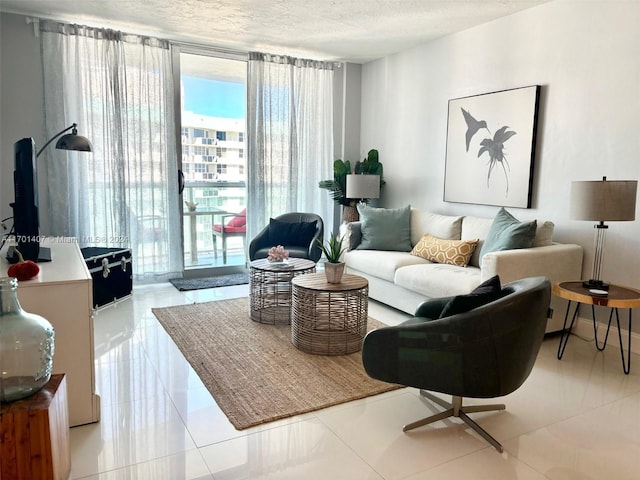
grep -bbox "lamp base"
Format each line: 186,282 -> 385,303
342,206 -> 359,223
582,279 -> 609,291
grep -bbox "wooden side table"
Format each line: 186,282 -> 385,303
249,258 -> 316,325
291,273 -> 368,355
553,282 -> 640,374
1,374 -> 71,480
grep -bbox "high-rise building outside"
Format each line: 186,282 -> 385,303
181,110 -> 246,213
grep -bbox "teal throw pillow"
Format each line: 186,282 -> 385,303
479,208 -> 537,261
356,204 -> 412,251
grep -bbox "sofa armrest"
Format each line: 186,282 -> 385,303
339,221 -> 362,251
481,243 -> 583,285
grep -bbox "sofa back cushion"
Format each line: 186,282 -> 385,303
461,216 -> 494,267
410,210 -> 463,246
357,204 -> 412,251
533,221 -> 555,247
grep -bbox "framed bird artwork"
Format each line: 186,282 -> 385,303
444,85 -> 541,208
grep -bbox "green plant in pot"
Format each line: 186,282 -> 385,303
318,158 -> 353,207
317,233 -> 347,283
354,148 -> 385,180
318,149 -> 385,210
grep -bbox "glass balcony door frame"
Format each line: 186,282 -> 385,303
172,44 -> 249,278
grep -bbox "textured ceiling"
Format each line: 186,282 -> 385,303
0,0 -> 549,63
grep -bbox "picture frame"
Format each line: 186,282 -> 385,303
443,85 -> 541,208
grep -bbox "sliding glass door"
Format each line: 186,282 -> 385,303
178,52 -> 247,274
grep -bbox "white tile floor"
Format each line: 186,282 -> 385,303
70,283 -> 640,479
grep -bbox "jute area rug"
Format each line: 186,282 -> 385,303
151,297 -> 401,430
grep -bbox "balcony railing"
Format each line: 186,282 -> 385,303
182,181 -> 247,268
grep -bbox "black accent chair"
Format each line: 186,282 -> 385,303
249,213 -> 324,263
362,276 -> 551,453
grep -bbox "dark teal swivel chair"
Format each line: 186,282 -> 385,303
362,276 -> 551,452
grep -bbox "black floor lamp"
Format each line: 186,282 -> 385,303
36,123 -> 92,158
8,123 -> 92,263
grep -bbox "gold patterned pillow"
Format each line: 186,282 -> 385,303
411,234 -> 479,267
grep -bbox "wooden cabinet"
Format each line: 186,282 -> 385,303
1,374 -> 71,480
1,239 -> 100,426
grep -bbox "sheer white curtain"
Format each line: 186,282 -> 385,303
40,22 -> 182,281
247,52 -> 334,243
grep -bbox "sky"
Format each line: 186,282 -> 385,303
181,76 -> 246,119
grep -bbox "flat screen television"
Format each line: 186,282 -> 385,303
8,137 -> 51,263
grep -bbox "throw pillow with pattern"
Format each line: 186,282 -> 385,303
411,234 -> 479,267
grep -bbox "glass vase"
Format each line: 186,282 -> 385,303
0,276 -> 55,402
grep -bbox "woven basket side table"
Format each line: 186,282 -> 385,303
249,257 -> 316,325
291,273 -> 369,355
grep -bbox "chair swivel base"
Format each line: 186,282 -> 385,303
403,390 -> 506,453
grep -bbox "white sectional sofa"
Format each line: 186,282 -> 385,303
342,207 -> 584,332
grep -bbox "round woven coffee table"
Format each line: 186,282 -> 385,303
249,257 -> 316,325
290,273 -> 369,355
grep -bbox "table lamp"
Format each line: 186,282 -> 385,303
345,174 -> 381,222
570,176 -> 637,290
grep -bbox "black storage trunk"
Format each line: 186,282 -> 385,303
81,247 -> 133,309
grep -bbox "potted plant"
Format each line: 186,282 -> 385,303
317,233 -> 347,283
319,149 -> 385,221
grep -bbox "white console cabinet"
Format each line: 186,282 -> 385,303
1,239 -> 100,426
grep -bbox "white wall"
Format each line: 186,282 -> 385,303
1,13 -> 49,234
330,62 -> 363,233
360,0 -> 640,296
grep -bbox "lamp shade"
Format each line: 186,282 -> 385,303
346,174 -> 380,200
36,123 -> 93,158
55,133 -> 93,152
570,179 -> 637,222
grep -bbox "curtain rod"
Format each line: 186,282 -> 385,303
25,16 -> 343,67
173,40 -> 247,57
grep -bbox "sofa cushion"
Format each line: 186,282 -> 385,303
345,250 -> 428,282
439,275 -> 503,318
357,204 -> 412,251
411,234 -> 478,267
394,263 -> 482,299
340,221 -> 362,251
410,210 -> 463,246
269,218 -> 317,247
533,221 -> 555,247
460,216 -> 494,267
479,208 -> 537,261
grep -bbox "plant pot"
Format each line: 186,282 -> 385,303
324,262 -> 345,284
